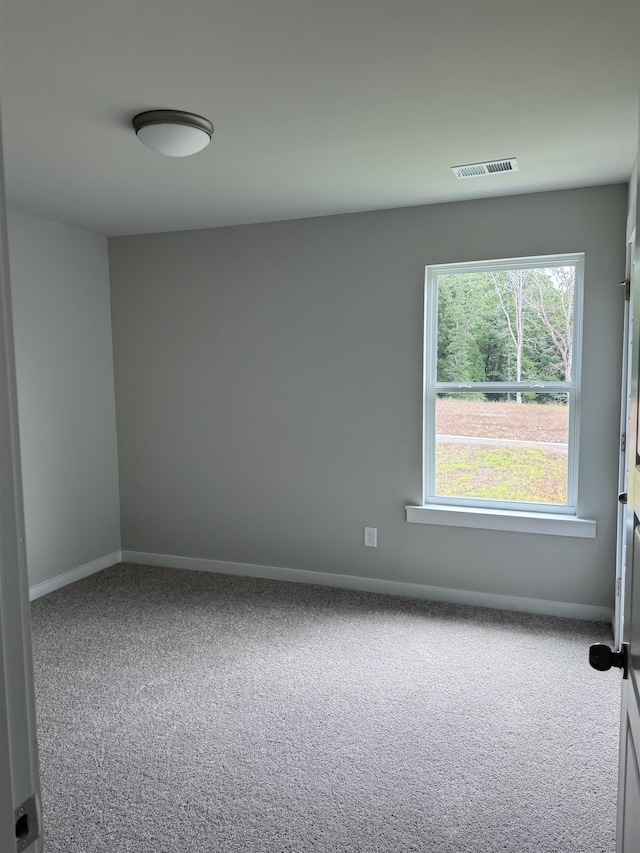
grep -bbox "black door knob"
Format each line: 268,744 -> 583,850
619,492 -> 628,505
589,643 -> 627,674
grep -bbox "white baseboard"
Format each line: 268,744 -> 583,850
121,550 -> 613,623
29,551 -> 122,601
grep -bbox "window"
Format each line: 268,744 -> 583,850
421,254 -> 584,520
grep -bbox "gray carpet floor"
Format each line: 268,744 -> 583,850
30,563 -> 620,852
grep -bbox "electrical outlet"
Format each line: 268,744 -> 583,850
364,527 -> 377,548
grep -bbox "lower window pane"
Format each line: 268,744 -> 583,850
435,393 -> 569,504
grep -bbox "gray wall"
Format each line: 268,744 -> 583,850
8,211 -> 120,587
109,185 -> 627,609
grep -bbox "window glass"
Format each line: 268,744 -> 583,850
435,393 -> 569,504
436,266 -> 575,384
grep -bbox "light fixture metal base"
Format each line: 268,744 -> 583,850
132,110 -> 214,138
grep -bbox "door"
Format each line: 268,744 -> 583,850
0,43 -> 43,853
615,150 -> 640,849
591,111 -> 640,852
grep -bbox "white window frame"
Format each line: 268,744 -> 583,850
406,253 -> 595,538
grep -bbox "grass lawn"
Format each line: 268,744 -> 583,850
436,442 -> 567,503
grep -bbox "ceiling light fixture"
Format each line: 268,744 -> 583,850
132,110 -> 214,157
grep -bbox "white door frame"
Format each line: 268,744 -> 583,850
614,219 -> 636,650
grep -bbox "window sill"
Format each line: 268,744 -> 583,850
405,504 -> 596,538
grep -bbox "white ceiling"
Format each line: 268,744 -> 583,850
1,0 -> 638,237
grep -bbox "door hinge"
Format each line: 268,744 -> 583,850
14,795 -> 40,851
619,279 -> 631,300
621,432 -> 627,453
617,577 -> 622,599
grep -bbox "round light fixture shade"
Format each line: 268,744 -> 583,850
132,110 -> 214,157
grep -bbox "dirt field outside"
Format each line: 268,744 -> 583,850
435,398 -> 568,504
436,397 -> 569,442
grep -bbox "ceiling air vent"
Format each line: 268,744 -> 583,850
452,158 -> 519,179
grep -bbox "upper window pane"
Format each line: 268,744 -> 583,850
436,265 -> 575,384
